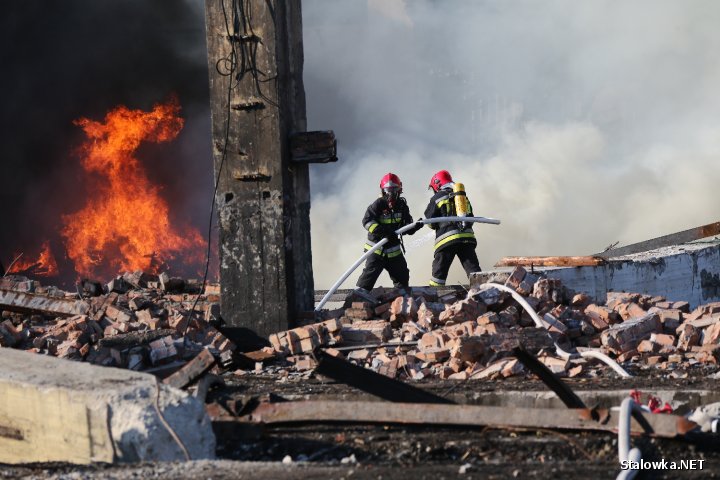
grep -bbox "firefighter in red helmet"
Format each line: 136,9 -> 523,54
355,173 -> 422,296
424,170 -> 481,286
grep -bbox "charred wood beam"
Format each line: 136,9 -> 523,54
194,374 -> 225,403
234,400 -> 696,438
97,329 -> 176,349
163,348 -> 216,390
0,288 -> 90,317
596,221 -> 720,258
495,256 -> 606,267
512,347 -> 586,409
331,341 -> 418,352
314,350 -> 454,404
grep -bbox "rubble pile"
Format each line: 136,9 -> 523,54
0,272 -> 232,372
263,266 -> 720,381
3,265 -> 720,383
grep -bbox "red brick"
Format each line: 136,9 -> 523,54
702,322 -> 720,345
649,333 -> 675,347
584,304 -> 618,329
571,293 -> 592,309
477,312 -> 499,326
345,307 -> 375,320
438,298 -> 484,325
616,349 -> 638,363
419,331 -> 450,351
600,313 -> 662,353
616,302 -> 646,321
637,339 -> 658,353
676,324 -> 700,351
504,266 -> 527,290
646,355 -> 663,365
448,336 -> 485,363
293,355 -> 317,371
448,371 -> 469,380
415,348 -> 450,363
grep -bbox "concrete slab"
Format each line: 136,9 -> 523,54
472,242 -> 720,309
0,348 -> 215,464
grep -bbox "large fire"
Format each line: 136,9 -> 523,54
6,241 -> 59,277
59,99 -> 205,280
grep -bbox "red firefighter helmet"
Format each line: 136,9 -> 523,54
380,173 -> 403,200
429,170 -> 453,192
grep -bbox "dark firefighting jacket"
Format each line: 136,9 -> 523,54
362,196 -> 414,258
424,186 -> 477,252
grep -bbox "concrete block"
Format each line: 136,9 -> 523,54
0,348 -> 214,464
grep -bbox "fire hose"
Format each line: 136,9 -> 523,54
315,216 -> 501,311
616,397 -> 643,480
473,283 -> 631,377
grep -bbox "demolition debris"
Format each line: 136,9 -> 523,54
0,272 -> 230,372
2,265 -> 720,382
3,266 -> 720,473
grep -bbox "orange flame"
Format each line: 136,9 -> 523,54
7,241 -> 59,277
61,99 -> 205,279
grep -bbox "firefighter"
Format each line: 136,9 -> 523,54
355,173 -> 421,296
424,170 -> 481,286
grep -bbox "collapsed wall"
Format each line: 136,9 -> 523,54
475,241 -> 720,310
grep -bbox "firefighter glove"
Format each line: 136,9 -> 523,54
405,219 -> 424,235
378,225 -> 397,240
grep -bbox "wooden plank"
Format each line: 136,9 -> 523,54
0,288 -> 90,317
163,349 -> 215,389
236,400 -> 695,438
596,221 -> 720,258
315,350 -> 455,404
494,256 -> 606,267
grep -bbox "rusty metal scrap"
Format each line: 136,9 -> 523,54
234,400 -> 696,438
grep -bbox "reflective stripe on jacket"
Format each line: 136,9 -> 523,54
362,196 -> 413,256
424,187 -> 477,252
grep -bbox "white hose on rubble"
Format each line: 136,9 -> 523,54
616,398 -> 643,480
315,216 -> 501,311
474,283 -> 631,377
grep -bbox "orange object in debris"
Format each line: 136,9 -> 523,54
630,389 -> 673,414
60,99 -> 205,279
6,241 -> 59,277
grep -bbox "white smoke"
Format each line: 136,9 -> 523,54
302,0 -> 720,288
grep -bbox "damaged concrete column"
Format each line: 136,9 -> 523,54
205,0 -> 313,336
0,348 -> 214,464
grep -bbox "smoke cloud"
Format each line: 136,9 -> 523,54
303,0 -> 720,288
3,1 -> 720,292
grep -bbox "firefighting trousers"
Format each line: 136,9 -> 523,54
430,244 -> 481,286
356,252 -> 410,291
